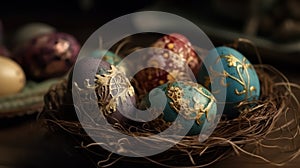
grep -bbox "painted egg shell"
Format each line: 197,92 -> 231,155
132,33 -> 201,96
13,22 -> 55,48
142,81 -> 217,136
132,47 -> 195,97
152,33 -> 201,75
0,56 -> 26,96
132,66 -> 171,97
198,46 -> 260,118
70,56 -> 136,126
14,32 -> 80,81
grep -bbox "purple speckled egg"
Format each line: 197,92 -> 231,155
14,32 -> 80,81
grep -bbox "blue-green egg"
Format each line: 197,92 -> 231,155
198,46 -> 260,118
143,81 -> 217,136
90,50 -> 131,76
91,50 -> 121,65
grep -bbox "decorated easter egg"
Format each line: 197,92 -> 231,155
132,33 -> 201,96
133,67 -> 170,97
153,33 -> 201,75
14,32 -> 80,81
94,63 -> 136,121
198,46 -> 260,118
141,81 -> 217,136
0,56 -> 26,96
70,56 -> 136,126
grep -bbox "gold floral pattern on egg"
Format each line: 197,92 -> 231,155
166,82 -> 216,125
95,65 -> 135,116
198,46 -> 260,118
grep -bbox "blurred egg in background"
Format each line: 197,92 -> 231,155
0,56 -> 25,96
12,22 -> 55,49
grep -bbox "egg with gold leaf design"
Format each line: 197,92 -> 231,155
141,81 -> 217,136
69,56 -> 136,125
198,46 -> 260,118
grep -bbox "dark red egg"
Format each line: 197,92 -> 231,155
13,32 -> 80,81
152,33 -> 201,75
132,67 -> 170,97
132,34 -> 199,97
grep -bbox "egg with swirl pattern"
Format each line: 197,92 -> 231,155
141,81 -> 217,136
197,46 -> 260,119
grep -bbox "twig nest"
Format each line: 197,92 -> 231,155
198,46 -> 260,118
41,37 -> 300,167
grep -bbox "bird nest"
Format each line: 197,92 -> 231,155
41,40 -> 300,167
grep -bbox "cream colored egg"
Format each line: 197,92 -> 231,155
0,56 -> 26,96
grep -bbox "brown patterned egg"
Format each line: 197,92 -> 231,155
13,32 -> 80,81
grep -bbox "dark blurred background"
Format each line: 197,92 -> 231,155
1,0 -> 300,77
1,0 -> 300,167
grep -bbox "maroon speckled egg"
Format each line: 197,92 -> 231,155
14,32 -> 80,81
131,34 -> 202,97
152,33 -> 201,75
132,67 -> 170,97
132,38 -> 198,97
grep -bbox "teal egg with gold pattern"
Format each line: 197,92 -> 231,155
198,46 -> 260,118
143,81 -> 217,136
